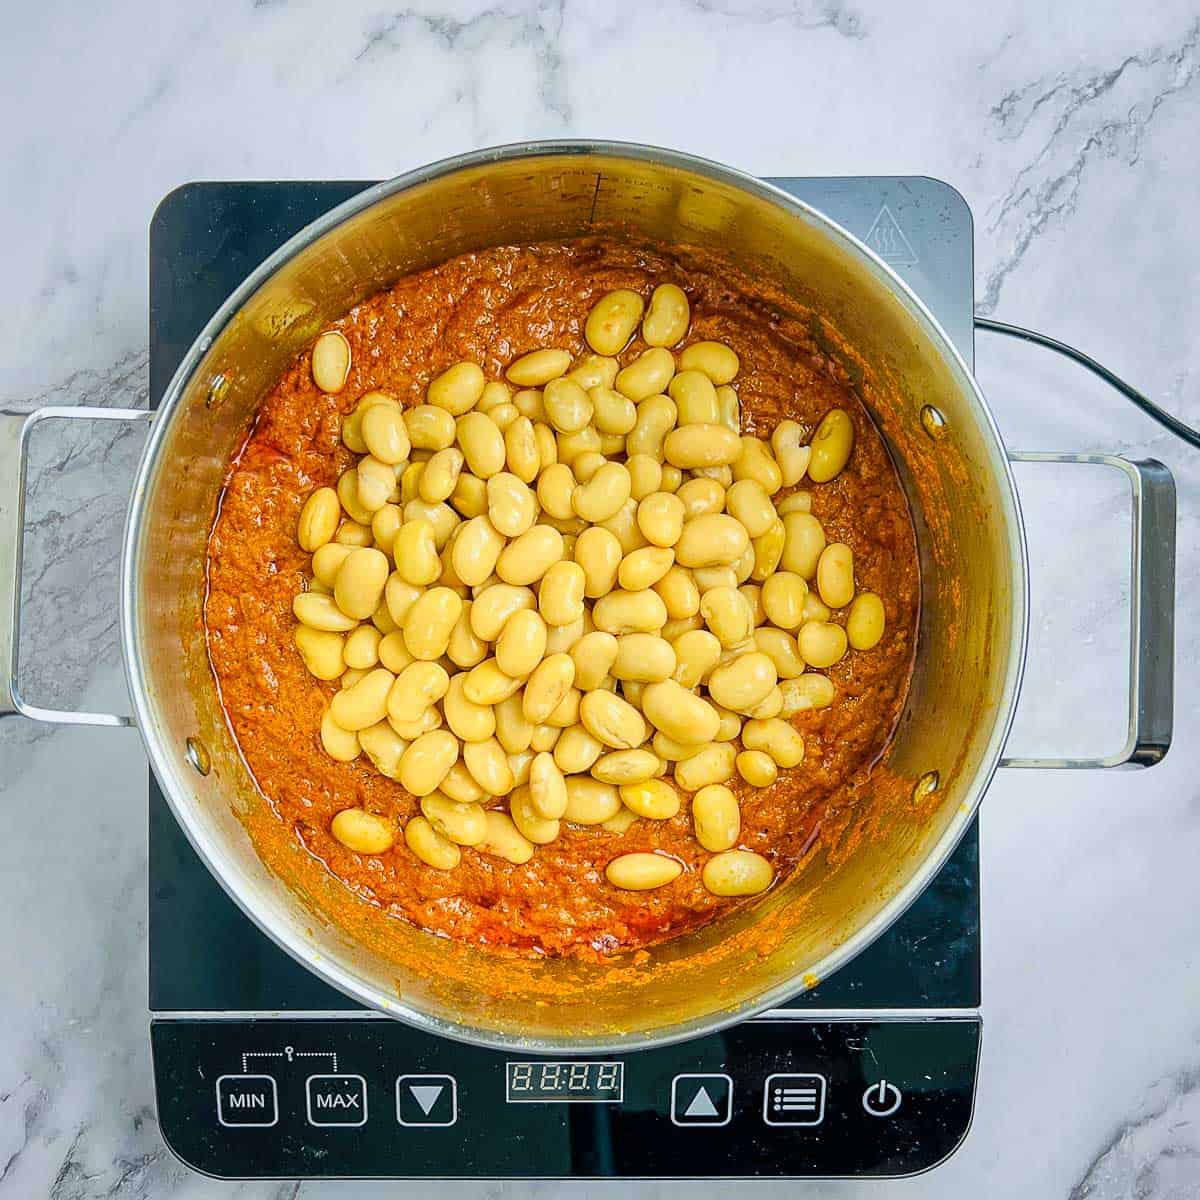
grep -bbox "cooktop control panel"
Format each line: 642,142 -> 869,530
152,1017 -> 979,1178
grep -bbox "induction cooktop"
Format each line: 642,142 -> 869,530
148,177 -> 980,1180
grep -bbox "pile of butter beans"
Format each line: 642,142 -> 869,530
293,284 -> 885,898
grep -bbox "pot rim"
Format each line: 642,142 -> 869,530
121,140 -> 1029,1052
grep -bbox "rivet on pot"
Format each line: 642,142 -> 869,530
186,736 -> 211,776
912,770 -> 939,803
919,405 -> 947,439
206,374 -> 229,410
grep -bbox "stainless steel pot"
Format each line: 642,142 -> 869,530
0,143 -> 1176,1052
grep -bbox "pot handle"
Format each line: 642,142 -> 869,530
999,452 -> 1175,769
0,405 -> 153,727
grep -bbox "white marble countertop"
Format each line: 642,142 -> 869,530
2,1 -> 1198,1196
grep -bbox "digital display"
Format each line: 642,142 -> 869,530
505,1061 -> 624,1103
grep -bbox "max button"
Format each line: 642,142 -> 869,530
306,1074 -> 368,1127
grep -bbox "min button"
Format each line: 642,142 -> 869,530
216,1075 -> 278,1128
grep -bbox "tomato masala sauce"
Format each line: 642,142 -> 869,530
204,238 -> 920,962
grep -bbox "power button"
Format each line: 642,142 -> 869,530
861,1079 -> 902,1118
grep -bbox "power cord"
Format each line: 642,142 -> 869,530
975,317 -> 1200,450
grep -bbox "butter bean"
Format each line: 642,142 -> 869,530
626,395 -> 678,461
751,518 -> 786,581
507,348 -> 571,387
492,609 -> 544,678
618,546 -> 675,592
553,723 -> 604,774
442,672 -> 496,743
336,469 -> 374,525
614,349 -> 674,403
571,461 -> 630,524
320,708 -> 361,761
779,673 -> 835,715
522,653 -> 575,724
584,289 -> 644,355
777,491 -> 813,515
781,512 -> 826,579
716,385 -> 740,433
333,546 -> 389,620
298,487 -> 340,552
641,679 -> 720,745
626,454 -> 662,501
398,729 -> 459,796
497,525 -> 563,586
807,408 -> 854,482
664,423 -> 741,470
654,565 -> 700,620
724,479 -> 776,539
456,411 -> 506,478
359,457 -> 397,513
448,473 -> 487,521
619,777 -> 680,819
700,585 -> 754,648
331,807 -> 394,853
677,477 -> 726,520
463,737 -> 514,795
598,498 -> 649,555
702,849 -> 773,896
674,743 -> 737,791
592,748 -> 659,785
470,583 -> 535,640
439,761 -> 486,804
342,392 -> 393,453
847,591 -> 885,650
358,721 -> 408,778
592,588 -> 668,635
525,751 -> 567,820
428,361 -> 485,416
312,542 -> 354,589
678,341 -> 738,384
743,717 -> 805,768
753,628 -> 806,679
540,376 -> 591,434
797,620 -> 848,669
539,560 -> 586,628
445,602 -> 486,670
489,403 -> 520,432
293,591 -> 358,632
504,416 -> 540,484
403,587 -> 463,660
386,660 -> 449,726
420,791 -> 487,846
817,543 -> 855,609
387,706 -> 443,740
393,518 -> 441,586
419,448 -> 464,504
579,690 -> 646,749
642,283 -> 690,347
399,463 -> 425,504
384,575 -> 423,630
369,504 -> 402,556
405,405 -> 456,451
611,633 -> 676,683
295,626 -> 345,680
771,420 -> 811,487
590,385 -> 637,436
573,526 -> 622,599
509,785 -> 560,844
448,515 -> 502,588
737,749 -> 777,788
669,370 -> 720,426
533,421 -> 558,471
378,630 -> 415,674
536,463 -> 575,522
343,624 -> 381,670
733,437 -> 783,494
570,354 -> 619,389
651,731 -> 704,761
761,571 -> 809,630
492,691 -> 534,756
564,777 -> 622,825
671,628 -> 722,688
312,330 -> 351,393
802,591 -> 832,623
330,667 -> 394,731
692,784 -> 739,852
707,651 -> 777,712
405,815 -> 461,869
606,852 -> 681,891
570,631 -> 619,691
676,513 -> 750,568
464,658 -> 524,705
636,492 -> 685,549
692,566 -> 738,593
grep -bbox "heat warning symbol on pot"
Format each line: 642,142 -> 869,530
670,1073 -> 733,1127
865,204 -> 918,267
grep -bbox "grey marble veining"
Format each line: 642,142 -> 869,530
2,1 -> 1198,1196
